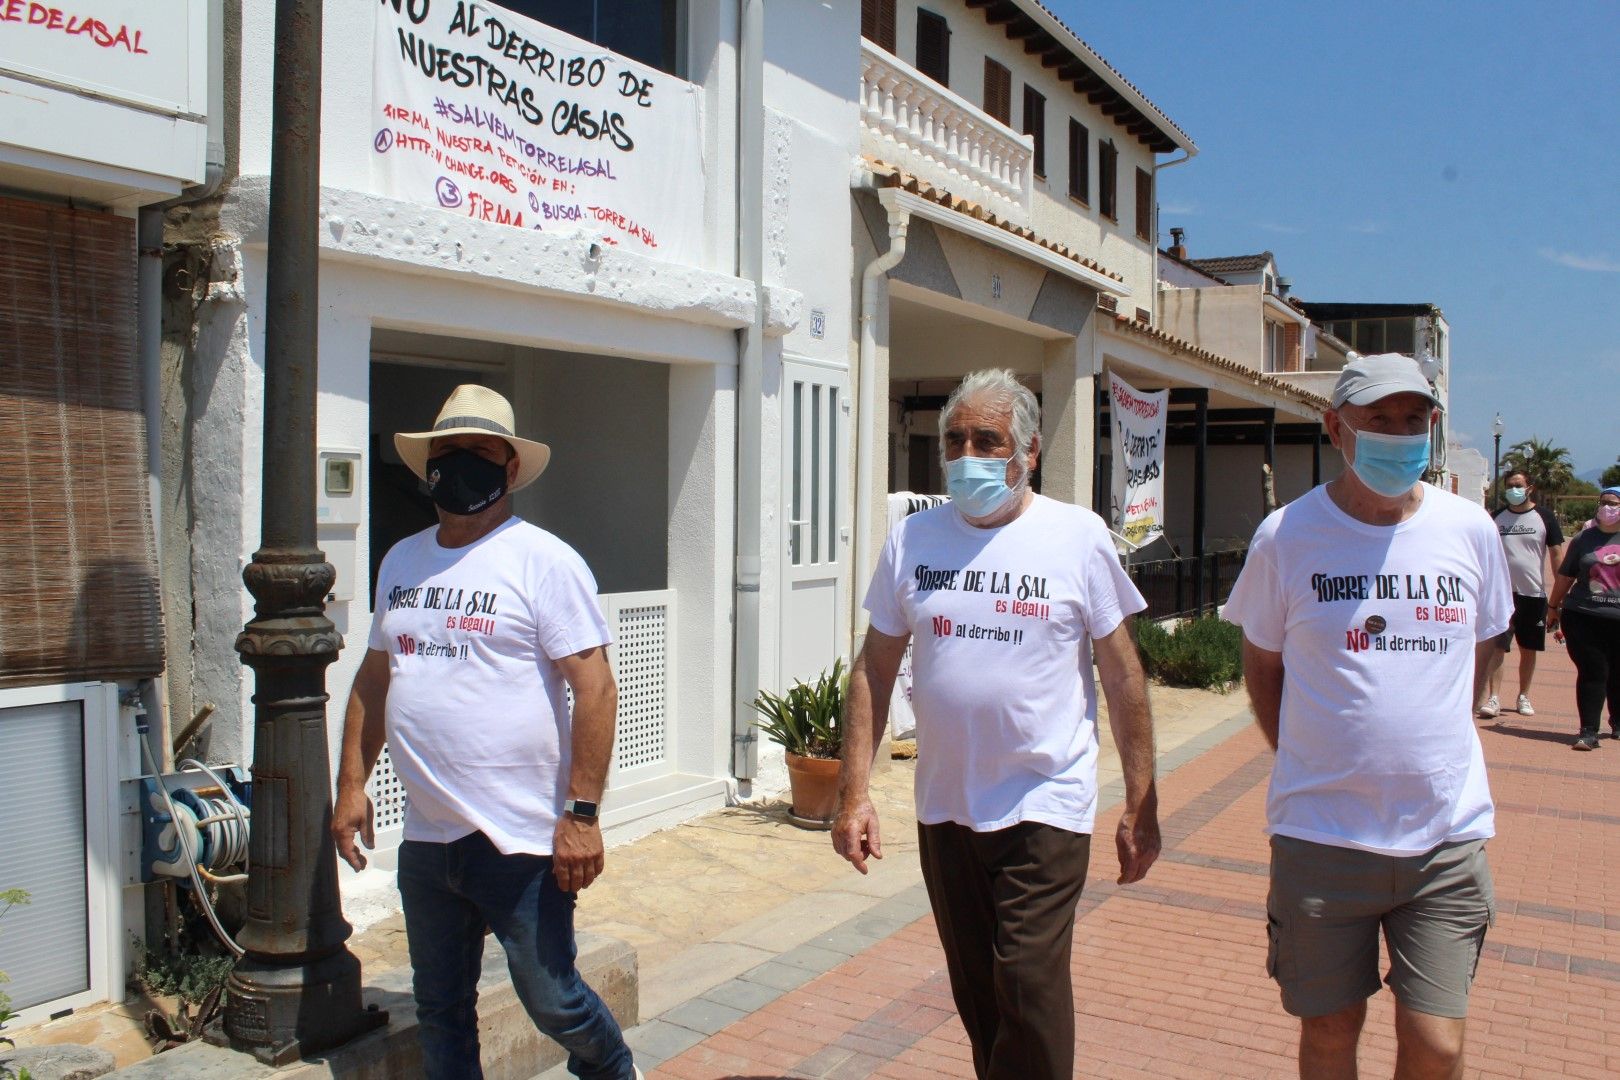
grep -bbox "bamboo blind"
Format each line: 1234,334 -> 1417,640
0,195 -> 164,687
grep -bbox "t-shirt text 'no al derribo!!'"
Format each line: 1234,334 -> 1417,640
368,518 -> 612,856
865,495 -> 1146,834
1223,485 -> 1512,856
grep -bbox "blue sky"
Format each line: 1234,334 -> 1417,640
1055,1 -> 1620,478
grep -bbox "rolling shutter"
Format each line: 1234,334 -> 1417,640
0,196 -> 163,688
0,700 -> 89,1010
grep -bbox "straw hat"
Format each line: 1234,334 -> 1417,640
394,384 -> 551,493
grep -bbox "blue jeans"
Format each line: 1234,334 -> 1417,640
397,833 -> 635,1080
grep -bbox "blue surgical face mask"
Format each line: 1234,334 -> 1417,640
1341,422 -> 1431,498
946,454 -> 1024,519
1504,486 -> 1528,506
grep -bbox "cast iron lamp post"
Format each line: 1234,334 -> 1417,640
222,0 -> 385,1063
1491,412 -> 1505,508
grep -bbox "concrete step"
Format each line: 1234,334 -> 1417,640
100,930 -> 635,1080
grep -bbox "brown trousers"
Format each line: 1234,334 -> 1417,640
917,820 -> 1091,1080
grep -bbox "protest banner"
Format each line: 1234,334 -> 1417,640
1108,371 -> 1168,547
372,0 -> 702,265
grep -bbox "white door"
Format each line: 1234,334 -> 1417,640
780,362 -> 850,686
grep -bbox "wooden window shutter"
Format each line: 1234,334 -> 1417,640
1135,167 -> 1153,241
983,58 -> 1011,125
861,0 -> 897,52
915,9 -> 950,86
1023,86 -> 1045,176
0,195 -> 163,688
1068,119 -> 1089,203
1283,323 -> 1303,372
1099,140 -> 1118,218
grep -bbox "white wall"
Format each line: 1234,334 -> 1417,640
1159,284 -> 1264,369
887,0 -> 1165,299
209,0 -> 871,818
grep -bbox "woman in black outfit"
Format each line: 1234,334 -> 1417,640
1549,486 -> 1620,750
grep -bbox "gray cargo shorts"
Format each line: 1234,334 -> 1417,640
1266,834 -> 1495,1019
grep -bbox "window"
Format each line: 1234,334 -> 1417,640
1023,86 -> 1045,177
1067,119 -> 1088,204
499,0 -> 683,76
1353,320 -> 1385,354
983,58 -> 1011,125
1098,139 -> 1117,219
1135,166 -> 1152,241
915,9 -> 949,86
1385,318 -> 1415,355
861,0 -> 896,52
1265,321 -> 1283,372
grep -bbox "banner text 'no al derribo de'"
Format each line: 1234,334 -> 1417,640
372,0 -> 703,266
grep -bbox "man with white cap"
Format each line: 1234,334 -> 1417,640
332,385 -> 639,1079
1223,353 -> 1512,1079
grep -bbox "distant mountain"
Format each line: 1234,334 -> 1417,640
1578,467 -> 1609,485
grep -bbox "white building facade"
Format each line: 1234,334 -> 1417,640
0,0 -> 222,1026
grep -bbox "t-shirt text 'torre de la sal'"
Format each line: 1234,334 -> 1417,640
1223,485 -> 1513,856
369,518 -> 613,856
865,495 -> 1147,834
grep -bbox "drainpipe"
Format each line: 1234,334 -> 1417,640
852,204 -> 910,633
1149,150 -> 1192,328
731,0 -> 765,780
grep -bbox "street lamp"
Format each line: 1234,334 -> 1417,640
221,0 -> 385,1063
1491,413 -> 1505,508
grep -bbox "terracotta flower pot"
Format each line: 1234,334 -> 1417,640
783,751 -> 841,828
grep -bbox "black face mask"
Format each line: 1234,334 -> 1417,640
425,448 -> 508,516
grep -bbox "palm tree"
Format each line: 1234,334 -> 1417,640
1502,436 -> 1576,496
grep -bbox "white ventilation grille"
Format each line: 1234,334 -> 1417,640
613,603 -> 668,771
366,744 -> 409,832
364,591 -> 674,848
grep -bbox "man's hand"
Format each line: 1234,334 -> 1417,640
331,786 -> 375,872
831,796 -> 884,874
1115,786 -> 1160,885
552,813 -> 606,892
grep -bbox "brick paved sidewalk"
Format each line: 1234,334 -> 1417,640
637,644 -> 1619,1079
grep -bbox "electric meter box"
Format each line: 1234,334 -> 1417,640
317,449 -> 363,526
317,449 -> 362,602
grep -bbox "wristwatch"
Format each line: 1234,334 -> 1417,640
563,798 -> 600,823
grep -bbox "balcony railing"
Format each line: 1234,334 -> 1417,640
859,40 -> 1033,224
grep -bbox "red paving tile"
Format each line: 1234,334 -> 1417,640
654,644 -> 1619,1078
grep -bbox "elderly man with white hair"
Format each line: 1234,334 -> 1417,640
833,368 -> 1161,1080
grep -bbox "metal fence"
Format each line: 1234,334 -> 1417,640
1126,549 -> 1248,621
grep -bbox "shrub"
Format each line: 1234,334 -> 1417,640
134,944 -> 235,1007
1136,616 -> 1242,690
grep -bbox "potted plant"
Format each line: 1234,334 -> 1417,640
751,659 -> 846,828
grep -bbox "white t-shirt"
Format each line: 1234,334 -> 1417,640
368,517 -> 612,855
865,495 -> 1146,833
1223,485 -> 1512,856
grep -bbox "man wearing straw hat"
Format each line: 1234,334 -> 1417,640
333,384 -> 640,1080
